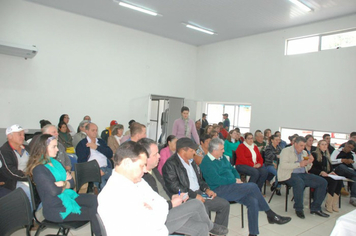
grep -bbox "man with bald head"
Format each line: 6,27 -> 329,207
76,122 -> 113,191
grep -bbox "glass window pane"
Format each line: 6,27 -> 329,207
207,104 -> 223,125
287,36 -> 319,55
237,105 -> 251,128
321,31 -> 356,50
234,107 -> 239,130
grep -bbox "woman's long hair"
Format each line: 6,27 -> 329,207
26,134 -> 53,177
164,135 -> 177,148
313,140 -> 330,162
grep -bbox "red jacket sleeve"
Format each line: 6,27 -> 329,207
235,144 -> 254,167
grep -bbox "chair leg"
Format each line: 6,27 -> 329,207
241,204 -> 244,228
263,181 -> 267,195
268,188 -> 276,203
285,186 -> 289,212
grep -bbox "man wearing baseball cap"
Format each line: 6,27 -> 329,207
162,137 -> 230,229
0,124 -> 30,196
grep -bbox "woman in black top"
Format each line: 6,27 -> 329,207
310,140 -> 342,213
304,134 -> 316,155
264,135 -> 282,195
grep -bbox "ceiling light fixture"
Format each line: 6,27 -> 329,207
183,23 -> 215,35
289,0 -> 313,12
115,1 -> 159,16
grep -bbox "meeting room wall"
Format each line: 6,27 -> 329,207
196,14 -> 356,134
0,0 -> 197,135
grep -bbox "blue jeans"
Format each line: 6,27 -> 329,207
264,165 -> 281,188
334,164 -> 356,198
214,183 -> 270,235
236,165 -> 268,190
284,173 -> 327,212
16,181 -> 33,211
95,167 -> 112,191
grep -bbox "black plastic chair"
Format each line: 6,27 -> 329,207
75,160 -> 102,193
0,188 -> 32,236
27,176 -> 92,236
268,181 -> 291,212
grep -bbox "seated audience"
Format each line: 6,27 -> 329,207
254,131 -> 266,153
204,125 -> 213,135
59,114 -> 75,136
200,138 -> 291,236
265,134 -> 282,195
275,131 -> 287,149
210,130 -> 219,139
100,120 -> 118,143
195,120 -> 204,136
73,120 -> 89,148
58,121 -> 74,149
264,129 -> 272,145
304,134 -> 316,155
172,106 -> 200,144
224,129 -> 240,159
162,138 -> 230,230
331,140 -> 356,207
128,122 -> 147,142
76,122 -> 113,191
33,119 -> 52,136
218,122 -> 228,140
107,124 -> 124,154
195,134 -> 212,166
323,133 -> 335,155
235,133 -> 268,191
83,115 -> 91,121
309,140 -> 343,213
26,134 -> 100,235
138,138 -> 228,236
123,119 -> 136,136
157,135 -> 177,175
278,136 -> 329,219
285,134 -> 298,148
212,124 -> 224,140
0,124 -> 30,199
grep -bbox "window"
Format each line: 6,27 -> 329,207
286,29 -> 356,55
280,127 -> 349,149
206,103 -> 251,132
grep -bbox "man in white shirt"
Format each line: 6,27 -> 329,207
98,141 -> 168,236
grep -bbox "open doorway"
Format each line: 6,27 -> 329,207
148,95 -> 184,145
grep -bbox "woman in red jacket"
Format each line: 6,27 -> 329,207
235,132 -> 268,191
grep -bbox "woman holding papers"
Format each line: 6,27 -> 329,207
310,140 -> 343,213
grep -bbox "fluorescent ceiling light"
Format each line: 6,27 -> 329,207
115,1 -> 159,16
184,23 -> 215,35
289,0 -> 313,12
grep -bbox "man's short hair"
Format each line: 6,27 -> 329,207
130,122 -> 144,136
218,122 -> 223,126
85,122 -> 96,131
137,138 -> 156,156
181,106 -> 189,113
208,138 -> 224,153
42,124 -> 56,134
322,134 -> 330,139
223,113 -> 228,117
346,140 -> 356,148
114,141 -> 148,166
195,120 -> 201,124
200,134 -> 212,144
295,136 -> 306,144
350,132 -> 356,138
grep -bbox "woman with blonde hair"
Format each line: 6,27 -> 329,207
309,140 -> 343,213
26,134 -> 100,235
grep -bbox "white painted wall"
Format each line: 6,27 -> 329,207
196,14 -> 356,134
0,0 -> 197,134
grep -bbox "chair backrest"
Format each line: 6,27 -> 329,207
0,188 -> 32,236
96,213 -> 107,236
27,176 -> 43,223
231,150 -> 237,166
75,160 -> 102,192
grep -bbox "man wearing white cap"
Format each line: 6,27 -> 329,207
0,124 -> 30,196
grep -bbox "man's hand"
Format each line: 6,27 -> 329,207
308,155 -> 314,164
196,194 -> 206,203
205,189 -> 217,199
236,178 -> 243,184
100,170 -> 105,176
0,181 -> 5,186
86,141 -> 97,150
300,160 -> 309,167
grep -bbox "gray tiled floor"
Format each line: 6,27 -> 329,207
12,187 -> 355,235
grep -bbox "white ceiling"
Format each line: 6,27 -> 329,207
26,0 -> 356,46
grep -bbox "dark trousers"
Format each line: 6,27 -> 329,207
323,176 -> 343,196
214,183 -> 270,235
285,173 -> 327,212
334,164 -> 356,198
236,165 -> 268,190
196,190 -> 230,227
63,194 -> 100,236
